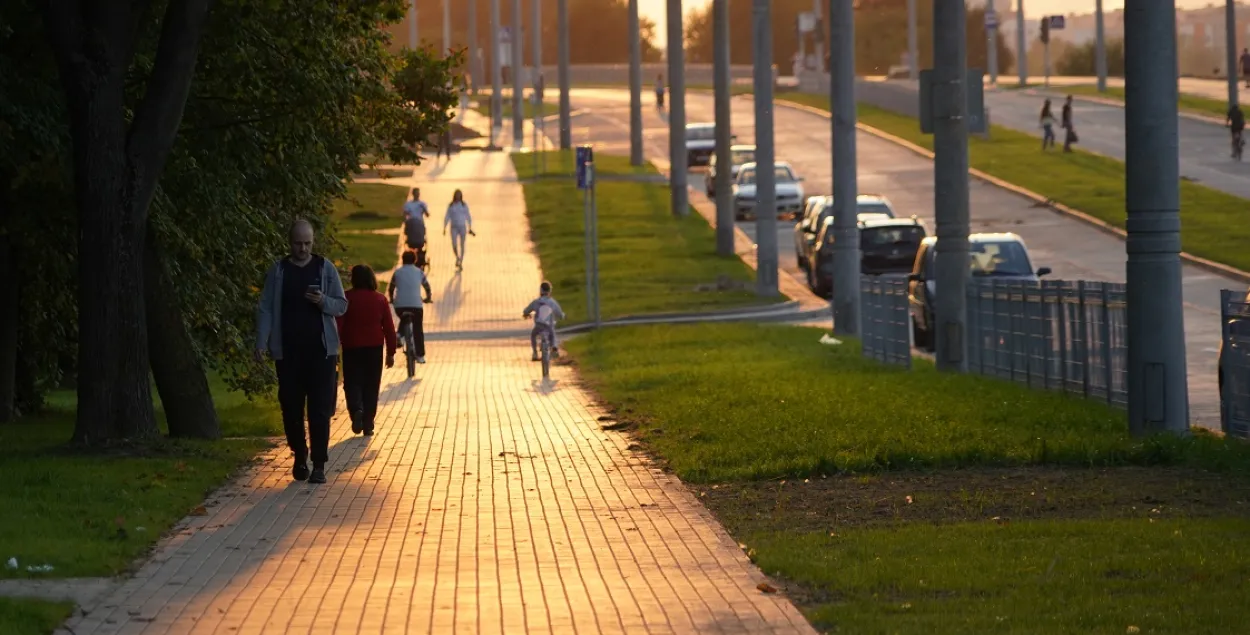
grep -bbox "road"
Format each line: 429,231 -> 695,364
558,87 -> 1242,429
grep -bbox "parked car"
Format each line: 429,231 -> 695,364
794,194 -> 900,273
685,123 -> 718,166
1219,286 -> 1250,437
907,233 -> 1052,352
731,161 -> 805,221
706,145 -> 756,196
807,216 -> 927,297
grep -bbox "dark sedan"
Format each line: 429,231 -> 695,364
807,217 -> 927,298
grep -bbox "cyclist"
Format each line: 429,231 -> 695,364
443,189 -> 474,270
522,281 -> 565,362
388,251 -> 433,365
1227,104 -> 1245,158
403,188 -> 429,261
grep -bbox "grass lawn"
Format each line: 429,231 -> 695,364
331,182 -> 408,231
567,322 -> 1250,632
336,232 -> 399,275
1062,83 -> 1229,119
0,598 -> 74,635
0,378 -> 277,579
513,150 -> 776,323
772,91 -> 1250,274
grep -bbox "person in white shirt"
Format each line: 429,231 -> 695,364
522,281 -> 565,362
443,189 -> 475,270
388,250 -> 432,365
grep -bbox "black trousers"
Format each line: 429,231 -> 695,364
275,352 -> 338,465
342,345 -> 384,430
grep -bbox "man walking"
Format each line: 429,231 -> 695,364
1061,95 -> 1077,153
255,219 -> 348,484
1241,48 -> 1250,88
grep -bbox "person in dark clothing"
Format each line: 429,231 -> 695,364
1241,48 -> 1250,88
336,265 -> 396,437
255,219 -> 349,484
1061,95 -> 1076,153
1040,99 -> 1056,150
1228,104 -> 1245,158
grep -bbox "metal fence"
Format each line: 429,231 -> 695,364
859,275 -> 911,369
967,279 -> 1128,407
1220,289 -> 1250,438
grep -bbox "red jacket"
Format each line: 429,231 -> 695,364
336,289 -> 397,356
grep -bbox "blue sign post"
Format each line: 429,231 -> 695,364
576,145 -> 594,189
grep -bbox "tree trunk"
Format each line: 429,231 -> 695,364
145,230 -> 220,439
0,225 -> 16,423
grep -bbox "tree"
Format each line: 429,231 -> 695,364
1057,38 -> 1125,77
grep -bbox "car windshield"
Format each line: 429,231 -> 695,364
969,241 -> 1033,276
857,201 -> 894,217
861,226 -> 924,249
732,150 -> 756,165
687,126 -> 715,140
737,166 -> 794,184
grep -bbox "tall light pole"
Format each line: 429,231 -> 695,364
907,0 -> 918,79
713,0 -> 734,256
666,0 -> 688,217
1016,0 -> 1027,86
532,0 -> 542,152
409,0 -> 418,49
933,0 -> 971,372
1226,0 -> 1238,107
1095,0 -> 1107,92
558,0 -> 571,149
752,0 -> 779,296
1124,0 -> 1190,435
986,0 -> 999,86
511,0 -> 524,144
629,0 -> 644,165
469,0 -> 479,94
443,0 -> 451,55
830,0 -> 859,333
491,0 -> 502,140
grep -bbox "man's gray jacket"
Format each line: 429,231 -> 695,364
254,256 -> 349,360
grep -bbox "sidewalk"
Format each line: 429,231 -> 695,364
58,147 -> 814,634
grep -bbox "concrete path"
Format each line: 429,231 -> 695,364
561,87 -> 1241,428
57,130 -> 813,635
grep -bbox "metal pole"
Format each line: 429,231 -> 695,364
987,0 -> 998,86
533,0 -> 542,155
443,0 -> 452,55
933,0 -> 970,372
907,0 -> 918,80
558,0 -> 571,150
752,0 -> 779,297
1044,39 -> 1050,88
1095,0 -> 1107,92
713,0 -> 733,256
591,169 -> 601,325
469,0 -> 479,94
583,162 -> 594,320
409,0 -> 418,49
1016,0 -> 1026,86
1124,0 -> 1190,435
1227,0 -> 1238,107
667,0 -> 688,217
830,0 -> 860,334
490,0 -> 502,144
629,0 -> 644,165
511,0 -> 524,145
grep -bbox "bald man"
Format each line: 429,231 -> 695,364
255,219 -> 348,484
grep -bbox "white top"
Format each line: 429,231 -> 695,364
444,201 -> 472,231
390,265 -> 426,308
403,200 -> 428,220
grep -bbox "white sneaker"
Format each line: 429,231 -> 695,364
417,357 -> 427,364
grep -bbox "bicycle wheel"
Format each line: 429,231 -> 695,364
405,332 -> 416,378
541,335 -> 550,379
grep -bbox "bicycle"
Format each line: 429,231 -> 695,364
397,308 -> 420,378
529,305 -> 557,380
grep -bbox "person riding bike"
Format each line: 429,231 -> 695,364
388,250 -> 433,365
403,187 -> 430,253
1228,105 -> 1245,158
522,281 -> 565,362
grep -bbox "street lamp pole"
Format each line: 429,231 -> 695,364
629,0 -> 644,165
1096,0 -> 1107,92
558,0 -> 571,149
666,0 -> 688,217
752,0 -> 779,297
511,0 -> 524,144
830,0 -> 860,334
713,0 -> 734,256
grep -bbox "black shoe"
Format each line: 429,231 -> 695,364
292,455 -> 310,482
350,409 -> 363,434
363,428 -> 374,437
308,466 -> 327,484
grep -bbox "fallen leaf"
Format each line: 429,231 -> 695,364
756,582 -> 777,594
190,506 -> 208,516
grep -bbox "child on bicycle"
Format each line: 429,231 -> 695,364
389,250 -> 432,365
522,281 -> 565,362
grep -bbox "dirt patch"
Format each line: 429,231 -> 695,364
699,466 -> 1250,534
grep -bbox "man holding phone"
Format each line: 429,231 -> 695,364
254,219 -> 348,484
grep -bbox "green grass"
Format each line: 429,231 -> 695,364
0,380 -> 277,579
748,517 -> 1250,634
513,150 -> 776,323
336,232 -> 398,275
0,598 -> 74,635
1062,84 -> 1229,119
332,182 -> 408,231
771,91 -> 1250,274
566,323 -> 1250,482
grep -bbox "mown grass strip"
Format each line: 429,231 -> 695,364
0,597 -> 75,635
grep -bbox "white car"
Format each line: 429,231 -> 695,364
685,123 -> 718,166
731,161 -> 805,221
706,145 -> 756,196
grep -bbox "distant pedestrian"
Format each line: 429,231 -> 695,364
1040,99 -> 1056,150
254,219 -> 348,485
1241,48 -> 1250,88
1061,95 -> 1077,153
655,73 -> 665,109
436,125 -> 453,160
336,265 -> 396,437
443,189 -> 474,270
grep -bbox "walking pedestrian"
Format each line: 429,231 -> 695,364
436,125 -> 453,160
389,251 -> 433,369
1241,48 -> 1250,88
655,73 -> 665,109
1061,95 -> 1078,153
336,265 -> 396,437
1040,99 -> 1056,150
443,189 -> 475,270
254,219 -> 348,484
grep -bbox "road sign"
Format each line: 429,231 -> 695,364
576,145 -> 594,189
1047,15 -> 1065,29
984,11 -> 998,29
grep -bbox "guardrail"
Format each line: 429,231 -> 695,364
859,275 -> 911,369
1220,289 -> 1250,438
967,279 -> 1128,407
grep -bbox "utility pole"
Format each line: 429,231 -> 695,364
491,0 -> 502,141
1096,0 -> 1107,92
986,0 -> 998,86
1124,1 -> 1190,435
907,0 -> 918,79
511,0 -> 524,145
752,0 -> 779,296
1227,0 -> 1239,107
1016,0 -> 1026,86
558,0 -> 571,149
830,0 -> 859,333
713,0 -> 733,256
629,0 -> 644,165
443,0 -> 451,55
533,0 -> 542,152
667,0 -> 688,217
409,0 -> 418,49
932,0 -> 970,372
469,0 -> 479,94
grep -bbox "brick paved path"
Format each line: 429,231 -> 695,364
59,148 -> 814,635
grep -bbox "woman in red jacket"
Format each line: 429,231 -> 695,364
336,265 -> 397,436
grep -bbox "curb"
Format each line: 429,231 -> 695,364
773,97 -> 1250,285
1022,88 -> 1228,126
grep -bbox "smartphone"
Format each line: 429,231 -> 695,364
306,284 -> 320,294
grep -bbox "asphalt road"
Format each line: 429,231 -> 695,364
557,87 -> 1243,429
